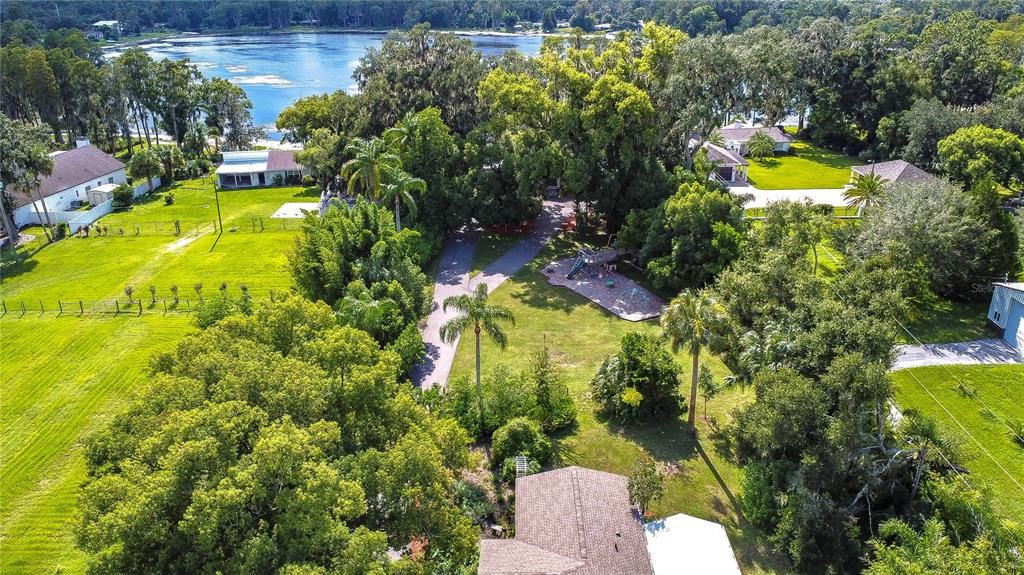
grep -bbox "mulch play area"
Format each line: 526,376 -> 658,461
541,256 -> 665,321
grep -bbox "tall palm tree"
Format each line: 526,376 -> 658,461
379,166 -> 424,231
439,284 -> 516,428
844,172 -> 886,215
340,137 -> 400,198
661,289 -> 723,436
382,111 -> 422,150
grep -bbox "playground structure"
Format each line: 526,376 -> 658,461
543,249 -> 664,321
566,247 -> 619,280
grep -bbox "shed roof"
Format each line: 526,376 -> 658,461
714,126 -> 792,144
478,466 -> 654,575
994,282 -> 1024,293
8,146 -> 125,208
645,514 -> 742,575
851,160 -> 936,184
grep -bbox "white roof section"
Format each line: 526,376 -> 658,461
92,183 -> 119,193
216,150 -> 270,175
645,514 -> 741,575
93,20 -> 119,27
995,282 -> 1024,293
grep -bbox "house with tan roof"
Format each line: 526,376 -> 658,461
8,141 -> 128,228
478,466 -> 741,575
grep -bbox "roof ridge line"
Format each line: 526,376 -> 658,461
570,467 -> 588,562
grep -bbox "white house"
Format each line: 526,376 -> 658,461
215,150 -> 305,189
988,283 -> 1024,353
714,122 -> 793,155
9,142 -> 127,228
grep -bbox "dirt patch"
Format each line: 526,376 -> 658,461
164,233 -> 202,253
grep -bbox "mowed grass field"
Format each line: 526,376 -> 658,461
891,365 -> 1024,519
0,180 -> 309,575
450,235 -> 791,574
746,140 -> 860,190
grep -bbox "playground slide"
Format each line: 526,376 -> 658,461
567,256 -> 586,279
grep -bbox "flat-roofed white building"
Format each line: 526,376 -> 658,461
215,150 -> 305,189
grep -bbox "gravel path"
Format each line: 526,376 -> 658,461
893,339 -> 1023,370
413,199 -> 573,389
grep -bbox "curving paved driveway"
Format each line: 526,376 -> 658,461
728,183 -> 849,208
893,339 -> 1023,370
412,199 -> 573,389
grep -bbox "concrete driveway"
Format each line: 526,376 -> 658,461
729,183 -> 849,208
893,339 -> 1024,370
412,199 -> 573,389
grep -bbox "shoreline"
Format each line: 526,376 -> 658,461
105,26 -> 563,50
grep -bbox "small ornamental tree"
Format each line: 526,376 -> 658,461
628,454 -> 665,516
112,183 -> 135,208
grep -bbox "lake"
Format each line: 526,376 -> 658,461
111,32 -> 544,132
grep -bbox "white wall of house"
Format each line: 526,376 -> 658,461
724,140 -> 791,155
13,168 -> 127,228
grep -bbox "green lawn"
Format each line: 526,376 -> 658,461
470,231 -> 524,278
900,297 -> 997,344
891,365 -> 1024,519
746,140 -> 860,190
450,234 -> 791,575
0,180 -> 309,575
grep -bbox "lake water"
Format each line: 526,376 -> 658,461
111,32 -> 544,132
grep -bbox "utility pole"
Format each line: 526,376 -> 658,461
213,177 -> 223,232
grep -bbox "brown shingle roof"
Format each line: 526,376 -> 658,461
479,467 -> 654,575
478,540 -> 585,574
266,150 -> 301,171
8,146 -> 125,208
851,160 -> 936,184
714,126 -> 792,144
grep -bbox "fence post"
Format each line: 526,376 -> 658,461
259,217 -> 264,232
163,299 -> 167,314
185,298 -> 190,312
39,300 -> 44,313
213,220 -> 218,233
79,300 -> 84,316
1,300 -> 6,315
251,217 -> 256,232
115,300 -> 120,315
21,301 -> 26,316
138,300 -> 142,316
58,301 -> 63,316
134,224 -> 140,236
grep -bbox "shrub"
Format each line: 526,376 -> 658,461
112,183 -> 135,208
272,173 -> 284,186
499,456 -> 541,483
301,174 -> 316,186
591,332 -> 681,422
164,192 -> 175,205
446,366 -> 534,438
192,292 -> 250,328
386,322 -> 426,376
452,480 -> 492,524
491,417 -> 551,468
53,222 -> 69,240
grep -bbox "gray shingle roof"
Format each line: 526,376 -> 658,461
267,150 -> 301,171
714,126 -> 792,144
8,146 -> 125,208
703,142 -> 748,166
851,160 -> 936,184
479,467 -> 654,575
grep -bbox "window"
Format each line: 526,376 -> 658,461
994,311 -> 1001,322
108,177 -> 114,183
86,185 -> 92,192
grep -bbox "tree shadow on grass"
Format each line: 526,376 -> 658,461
0,251 -> 40,284
508,272 -> 583,315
